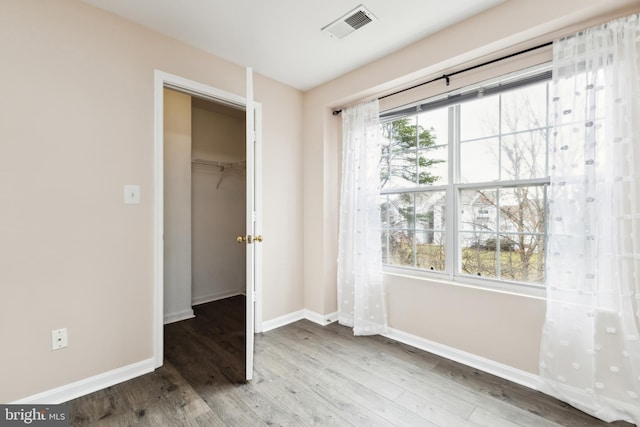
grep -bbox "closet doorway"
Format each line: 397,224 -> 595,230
153,71 -> 262,381
163,88 -> 246,324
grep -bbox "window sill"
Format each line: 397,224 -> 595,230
382,265 -> 547,300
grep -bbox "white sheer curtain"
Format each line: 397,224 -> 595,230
337,99 -> 388,335
540,14 -> 640,425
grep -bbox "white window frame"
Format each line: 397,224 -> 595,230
380,65 -> 551,294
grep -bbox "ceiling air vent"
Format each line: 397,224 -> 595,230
322,5 -> 376,39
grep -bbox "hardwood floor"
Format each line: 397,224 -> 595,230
69,296 -> 633,426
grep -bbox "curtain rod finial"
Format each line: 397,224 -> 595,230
333,109 -> 342,116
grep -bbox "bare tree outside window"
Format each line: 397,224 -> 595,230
459,82 -> 548,283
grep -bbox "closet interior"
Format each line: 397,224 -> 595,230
163,88 -> 246,325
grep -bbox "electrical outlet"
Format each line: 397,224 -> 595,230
52,328 -> 68,350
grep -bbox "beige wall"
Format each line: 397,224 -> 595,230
191,103 -> 246,304
257,74 -> 305,321
0,0 -> 303,402
163,88 -> 193,323
386,275 -> 546,372
191,102 -> 245,161
303,0 -> 640,373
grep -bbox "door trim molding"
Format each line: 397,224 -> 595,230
153,70 -> 262,368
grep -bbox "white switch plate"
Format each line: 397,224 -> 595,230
52,328 -> 68,350
124,185 -> 140,204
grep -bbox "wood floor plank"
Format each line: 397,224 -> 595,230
299,321 -> 583,427
68,297 -> 635,427
274,322 -> 482,426
468,406 -> 527,427
70,362 -> 219,426
259,336 -> 427,426
322,321 -> 444,371
211,382 -> 310,427
286,322 -> 476,413
431,358 -> 618,427
267,324 -> 483,426
267,324 -> 407,400
253,376 -> 351,426
258,339 -> 395,426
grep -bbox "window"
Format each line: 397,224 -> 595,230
380,68 -> 550,287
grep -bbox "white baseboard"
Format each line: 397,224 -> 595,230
163,308 -> 195,325
11,358 -> 155,404
261,309 -> 338,332
192,289 -> 243,306
262,310 -> 305,332
383,327 -> 543,392
304,309 -> 338,326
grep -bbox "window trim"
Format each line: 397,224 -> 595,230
382,265 -> 547,299
380,64 -> 552,292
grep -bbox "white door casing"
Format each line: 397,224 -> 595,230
153,70 -> 262,376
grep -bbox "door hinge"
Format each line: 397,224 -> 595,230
252,291 -> 257,303
252,211 -> 256,222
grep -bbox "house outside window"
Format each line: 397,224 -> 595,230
380,67 -> 551,288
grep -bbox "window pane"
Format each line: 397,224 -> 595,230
418,145 -> 448,185
501,131 -> 547,180
415,191 -> 446,231
498,186 -> 546,235
499,234 -> 545,283
460,138 -> 499,183
382,117 -> 417,151
382,150 -> 417,189
381,117 -> 419,189
459,189 -> 497,232
388,193 -> 414,228
416,231 -> 445,271
381,231 -> 389,264
387,230 -> 414,267
417,108 -> 448,147
380,195 -> 389,227
460,95 -> 499,141
379,153 -> 389,189
501,82 -> 548,133
459,232 -> 497,278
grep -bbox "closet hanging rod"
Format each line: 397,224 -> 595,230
191,158 -> 246,169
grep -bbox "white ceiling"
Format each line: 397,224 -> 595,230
82,0 -> 505,91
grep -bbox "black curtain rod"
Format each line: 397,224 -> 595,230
332,41 -> 553,116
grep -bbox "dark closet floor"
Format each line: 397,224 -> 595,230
68,296 -> 632,426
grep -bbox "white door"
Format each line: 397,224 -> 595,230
244,67 -> 257,381
154,70 -> 262,376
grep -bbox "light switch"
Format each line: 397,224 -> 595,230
124,185 -> 140,204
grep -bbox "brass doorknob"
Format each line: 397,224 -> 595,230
237,235 -> 263,243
